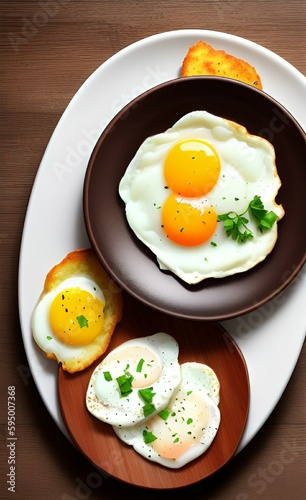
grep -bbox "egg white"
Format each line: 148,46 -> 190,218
86,332 -> 181,426
113,362 -> 221,469
119,111 -> 284,284
32,276 -> 105,361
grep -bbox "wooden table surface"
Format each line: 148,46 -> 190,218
1,1 -> 305,499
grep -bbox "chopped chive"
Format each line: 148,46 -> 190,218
158,408 -> 170,421
142,403 -> 156,417
138,387 -> 156,403
136,358 -> 145,373
143,429 -> 157,444
76,315 -> 88,328
116,372 -> 134,398
103,371 -> 112,381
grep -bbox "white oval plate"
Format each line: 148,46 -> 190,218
18,30 -> 306,454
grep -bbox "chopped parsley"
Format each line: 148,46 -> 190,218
217,195 -> 278,243
46,335 -> 53,341
76,315 -> 88,328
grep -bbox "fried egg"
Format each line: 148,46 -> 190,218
31,248 -> 123,373
86,332 -> 181,426
32,276 -> 105,358
113,362 -> 221,469
119,111 -> 284,284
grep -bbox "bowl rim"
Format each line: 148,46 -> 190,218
84,76 -> 306,321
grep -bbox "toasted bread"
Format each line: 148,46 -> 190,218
182,40 -> 262,89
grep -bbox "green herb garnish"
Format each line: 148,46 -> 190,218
76,315 -> 88,328
158,408 -> 170,421
46,336 -> 53,341
136,358 -> 145,373
187,418 -> 193,425
142,403 -> 157,417
217,195 -> 278,243
249,195 -> 279,230
138,387 -> 156,403
143,429 -> 157,444
103,371 -> 112,381
116,365 -> 134,398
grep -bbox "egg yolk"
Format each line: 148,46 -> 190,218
49,287 -> 105,346
164,139 -> 221,197
149,392 -> 209,460
104,345 -> 162,388
161,194 -> 217,246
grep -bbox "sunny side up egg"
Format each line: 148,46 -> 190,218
113,362 -> 221,469
86,333 -> 181,427
32,276 -> 105,361
119,111 -> 284,284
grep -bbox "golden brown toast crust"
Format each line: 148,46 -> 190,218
33,248 -> 123,373
182,40 -> 262,90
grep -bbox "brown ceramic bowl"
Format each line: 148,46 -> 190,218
83,77 -> 306,321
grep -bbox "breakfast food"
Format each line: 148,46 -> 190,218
86,332 -> 181,426
114,362 -> 220,469
32,248 -> 123,373
181,40 -> 263,89
119,110 -> 284,285
86,332 -> 221,469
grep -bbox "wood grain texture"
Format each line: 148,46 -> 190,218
1,1 -> 305,499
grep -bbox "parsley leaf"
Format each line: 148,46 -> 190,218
248,195 -> 279,231
217,195 -> 278,243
